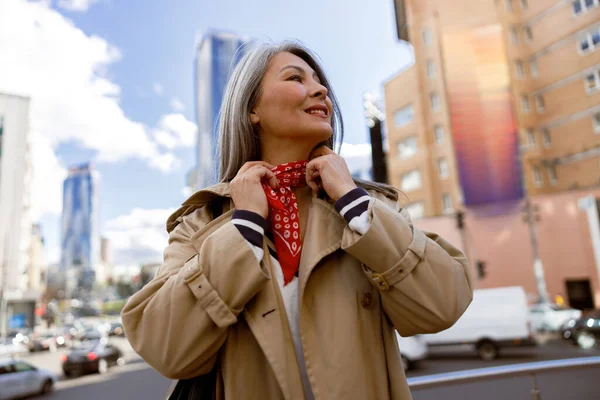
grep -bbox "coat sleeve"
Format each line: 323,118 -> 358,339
340,197 -> 473,337
120,206 -> 270,379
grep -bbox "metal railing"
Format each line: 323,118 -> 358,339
407,356 -> 600,399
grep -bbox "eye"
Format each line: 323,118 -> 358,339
287,75 -> 303,82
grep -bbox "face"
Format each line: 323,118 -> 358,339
250,52 -> 334,146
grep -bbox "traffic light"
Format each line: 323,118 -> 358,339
476,260 -> 487,279
456,211 -> 465,230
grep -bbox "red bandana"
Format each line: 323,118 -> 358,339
262,160 -> 308,286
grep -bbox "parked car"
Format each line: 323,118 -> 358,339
397,333 -> 428,372
422,286 -> 536,360
0,338 -> 28,358
529,303 -> 582,333
61,340 -> 125,377
28,333 -> 58,353
560,309 -> 600,349
0,359 -> 56,399
107,322 -> 124,337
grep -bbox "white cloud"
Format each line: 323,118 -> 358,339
104,208 -> 176,266
153,82 -> 164,96
170,97 -> 186,112
29,132 -> 68,220
153,113 -> 197,149
57,0 -> 101,12
0,0 -> 181,219
181,186 -> 192,198
340,142 -> 372,178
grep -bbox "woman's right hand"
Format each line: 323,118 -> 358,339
230,161 -> 279,218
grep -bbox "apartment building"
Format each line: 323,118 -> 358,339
386,0 -> 600,217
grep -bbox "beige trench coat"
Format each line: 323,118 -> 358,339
121,182 -> 473,400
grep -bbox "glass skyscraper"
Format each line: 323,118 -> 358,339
193,31 -> 247,190
60,163 -> 99,296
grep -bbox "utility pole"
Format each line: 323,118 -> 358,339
456,210 -> 477,288
522,198 -> 550,304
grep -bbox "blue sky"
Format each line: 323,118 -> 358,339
1,0 -> 412,272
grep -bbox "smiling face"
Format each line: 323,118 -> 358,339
250,51 -> 334,148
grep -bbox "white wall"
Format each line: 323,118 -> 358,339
0,93 -> 31,293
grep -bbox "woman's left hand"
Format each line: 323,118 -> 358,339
306,146 -> 357,201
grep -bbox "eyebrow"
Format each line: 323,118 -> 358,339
279,65 -> 320,81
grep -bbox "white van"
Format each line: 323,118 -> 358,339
422,286 -> 535,360
396,333 -> 428,372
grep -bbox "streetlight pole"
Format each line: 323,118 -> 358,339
362,92 -> 388,184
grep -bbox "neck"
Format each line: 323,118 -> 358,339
261,137 -> 318,166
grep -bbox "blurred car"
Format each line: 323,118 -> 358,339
78,328 -> 105,342
61,340 -> 125,377
560,309 -> 600,349
0,358 -> 56,399
397,333 -> 428,372
0,338 -> 28,358
28,333 -> 58,353
107,322 -> 125,337
529,303 -> 582,333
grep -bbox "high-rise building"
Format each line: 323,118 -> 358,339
60,163 -> 99,296
386,0 -> 600,218
192,31 -> 247,191
0,92 -> 36,334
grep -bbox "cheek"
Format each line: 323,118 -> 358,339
265,85 -> 306,112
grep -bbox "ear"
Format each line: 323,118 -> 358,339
249,110 -> 260,125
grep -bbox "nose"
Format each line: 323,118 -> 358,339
309,81 -> 328,99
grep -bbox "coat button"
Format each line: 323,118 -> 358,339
361,292 -> 374,309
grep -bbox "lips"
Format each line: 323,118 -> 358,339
304,104 -> 329,117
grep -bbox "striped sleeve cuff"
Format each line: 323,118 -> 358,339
335,188 -> 371,235
335,188 -> 370,222
232,210 -> 267,261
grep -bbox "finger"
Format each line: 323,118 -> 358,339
249,165 -> 279,189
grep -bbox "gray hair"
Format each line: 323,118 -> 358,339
216,40 -> 398,201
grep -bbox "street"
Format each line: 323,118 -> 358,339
14,337 -> 597,399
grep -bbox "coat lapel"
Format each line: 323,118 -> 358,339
298,198 -> 347,302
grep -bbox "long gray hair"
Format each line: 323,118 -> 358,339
216,40 -> 398,201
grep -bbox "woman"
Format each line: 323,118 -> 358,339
121,41 -> 473,400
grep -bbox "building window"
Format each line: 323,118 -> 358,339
530,59 -> 539,77
515,60 -> 524,78
521,95 -> 530,113
573,0 -> 600,15
434,125 -> 444,144
535,95 -> 545,112
520,0 -> 528,8
438,158 -> 449,179
401,170 -> 422,192
585,70 -> 600,93
393,105 -> 414,127
593,111 -> 600,133
533,166 -> 543,187
548,165 -> 558,186
505,0 -> 513,11
526,129 -> 536,147
524,26 -> 533,42
427,60 -> 436,78
511,27 -> 519,44
423,28 -> 433,46
442,194 -> 453,213
397,136 -> 417,159
579,28 -> 600,54
430,92 -> 440,111
406,201 -> 425,219
542,128 -> 552,148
